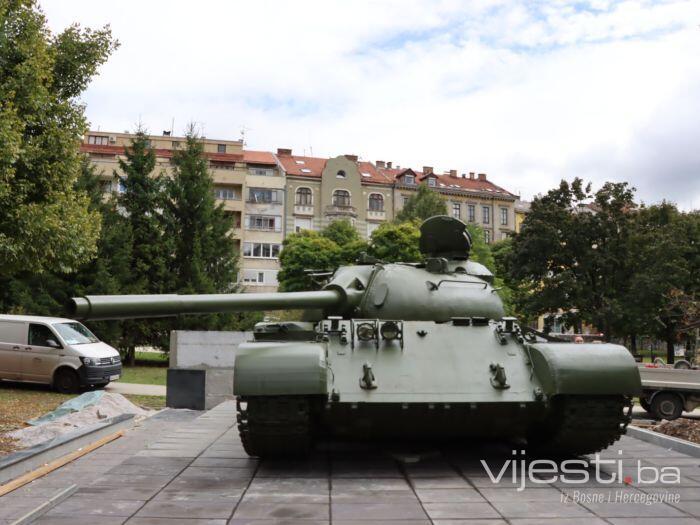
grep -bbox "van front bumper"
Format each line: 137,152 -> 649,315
79,364 -> 123,386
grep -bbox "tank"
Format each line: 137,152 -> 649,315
70,216 -> 641,457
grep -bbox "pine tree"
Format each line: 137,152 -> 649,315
116,131 -> 172,363
164,128 -> 259,330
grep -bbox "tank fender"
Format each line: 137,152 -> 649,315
528,343 -> 641,396
234,342 -> 328,396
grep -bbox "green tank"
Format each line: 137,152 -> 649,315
70,216 -> 641,457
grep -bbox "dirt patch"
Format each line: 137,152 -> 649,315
0,384 -> 73,456
650,418 -> 700,445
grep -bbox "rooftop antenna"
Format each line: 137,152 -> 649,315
170,117 -> 175,136
240,125 -> 252,146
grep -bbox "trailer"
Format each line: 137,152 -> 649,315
639,365 -> 700,420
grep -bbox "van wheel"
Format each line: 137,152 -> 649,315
54,369 -> 80,394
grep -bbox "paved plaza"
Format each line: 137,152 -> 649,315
1,401 -> 699,524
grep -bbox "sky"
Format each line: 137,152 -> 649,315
42,0 -> 700,208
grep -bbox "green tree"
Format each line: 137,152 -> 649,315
277,231 -> 342,291
396,184 -> 447,222
164,129 -> 259,331
368,221 -> 421,262
114,132 -> 172,363
322,219 -> 366,264
503,179 -> 638,340
465,223 -> 495,272
0,1 -> 117,280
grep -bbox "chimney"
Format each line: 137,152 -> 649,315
461,173 -> 467,178
478,173 -> 487,181
469,172 -> 475,180
277,148 -> 292,156
345,154 -> 358,162
449,169 -> 457,178
376,160 -> 385,168
423,166 -> 433,175
387,161 -> 392,168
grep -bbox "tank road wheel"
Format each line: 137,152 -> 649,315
236,396 -> 312,458
650,392 -> 683,421
529,395 -> 632,457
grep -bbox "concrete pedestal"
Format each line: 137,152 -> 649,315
167,330 -> 252,409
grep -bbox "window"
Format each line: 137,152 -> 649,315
427,177 -> 436,187
246,215 -> 282,231
243,242 -> 281,259
213,186 -> 240,200
295,187 -> 312,206
404,174 -> 415,185
87,135 -> 109,146
240,269 -> 278,285
501,232 -> 509,240
53,322 -> 98,345
368,194 -> 384,212
482,206 -> 490,224
332,189 -> 351,207
468,205 -> 475,222
171,141 -> 180,149
452,203 -> 461,219
336,170 -> 346,179
116,178 -> 126,194
367,222 -> 380,237
500,207 -> 508,226
403,196 -> 410,207
28,324 -> 59,348
484,229 -> 491,244
250,167 -> 274,176
300,168 -> 312,173
294,217 -> 313,232
217,144 -> 226,153
248,188 -> 280,203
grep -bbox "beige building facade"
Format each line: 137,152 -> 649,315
81,131 -> 284,292
278,149 -> 517,243
83,132 -> 518,292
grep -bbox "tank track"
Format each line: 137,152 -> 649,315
236,396 -> 312,457
530,395 -> 633,457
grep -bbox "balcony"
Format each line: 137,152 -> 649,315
367,209 -> 386,221
246,198 -> 282,205
294,204 -> 314,216
325,204 -> 357,218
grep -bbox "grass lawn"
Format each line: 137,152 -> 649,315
123,394 -> 166,410
116,350 -> 168,386
117,366 -> 167,386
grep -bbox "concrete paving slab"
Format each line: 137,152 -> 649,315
5,400 -> 700,525
135,499 -> 237,519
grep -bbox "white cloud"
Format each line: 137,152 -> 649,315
41,0 -> 700,208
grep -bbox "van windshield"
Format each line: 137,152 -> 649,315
53,322 -> 99,345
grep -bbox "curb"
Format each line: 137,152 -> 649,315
0,413 -> 135,485
627,424 -> 700,458
9,484 -> 77,525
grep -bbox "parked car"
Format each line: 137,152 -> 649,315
0,315 -> 121,393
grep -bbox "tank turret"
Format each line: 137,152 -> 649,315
69,216 -> 503,322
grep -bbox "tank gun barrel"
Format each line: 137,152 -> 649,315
69,290 -> 344,321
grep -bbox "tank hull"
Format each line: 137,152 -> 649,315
234,318 -> 641,457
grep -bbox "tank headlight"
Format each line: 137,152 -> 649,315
380,321 -> 401,341
356,322 -> 377,341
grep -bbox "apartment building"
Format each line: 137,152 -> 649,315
277,149 -> 517,243
276,150 -> 394,239
380,164 -> 517,243
81,131 -> 284,292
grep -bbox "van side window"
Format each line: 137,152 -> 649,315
29,324 -> 59,348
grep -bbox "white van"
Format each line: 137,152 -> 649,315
0,315 -> 122,393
